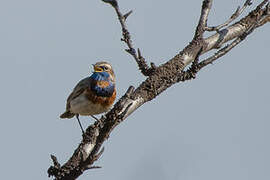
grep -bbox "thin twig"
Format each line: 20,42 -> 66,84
256,0 -> 269,10
205,0 -> 253,31
179,0 -> 270,82
198,22 -> 258,69
85,166 -> 102,170
104,0 -> 155,76
194,0 -> 213,39
178,25 -> 252,82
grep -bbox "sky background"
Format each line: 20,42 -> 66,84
0,0 -> 269,179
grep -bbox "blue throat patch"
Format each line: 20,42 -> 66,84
90,72 -> 115,97
91,72 -> 110,81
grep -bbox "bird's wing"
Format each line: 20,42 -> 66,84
65,77 -> 92,110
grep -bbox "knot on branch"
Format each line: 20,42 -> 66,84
178,61 -> 200,82
137,49 -> 156,76
48,155 -> 61,178
177,47 -> 203,82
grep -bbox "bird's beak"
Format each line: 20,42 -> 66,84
93,65 -> 103,72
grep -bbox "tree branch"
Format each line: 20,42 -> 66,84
205,0 -> 253,31
194,0 -> 212,39
102,0 -> 156,76
48,0 -> 270,179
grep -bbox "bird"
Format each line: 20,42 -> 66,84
60,61 -> 116,133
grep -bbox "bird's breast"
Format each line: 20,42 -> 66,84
85,87 -> 116,107
91,80 -> 115,97
70,89 -> 116,116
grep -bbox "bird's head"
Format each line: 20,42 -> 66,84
92,61 -> 115,82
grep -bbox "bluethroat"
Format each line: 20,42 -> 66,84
60,61 -> 116,133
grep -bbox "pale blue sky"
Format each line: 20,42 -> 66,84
0,0 -> 269,179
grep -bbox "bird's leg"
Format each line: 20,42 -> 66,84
76,114 -> 85,134
91,115 -> 99,121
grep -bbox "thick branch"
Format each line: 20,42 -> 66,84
204,0 -> 269,53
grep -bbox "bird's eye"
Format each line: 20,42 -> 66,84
103,66 -> 108,71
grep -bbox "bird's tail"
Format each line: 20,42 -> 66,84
60,111 -> 75,119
